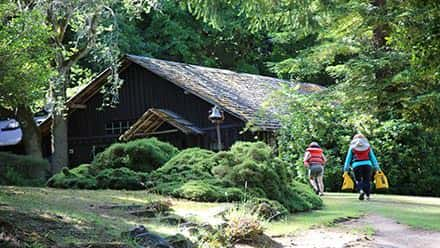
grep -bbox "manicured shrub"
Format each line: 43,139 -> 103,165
151,148 -> 219,196
93,138 -> 178,172
284,181 -> 323,212
47,139 -> 322,212
48,138 -> 176,190
153,179 -> 243,202
175,180 -> 243,202
293,181 -> 323,206
151,148 -> 226,201
0,152 -> 49,186
176,180 -> 225,201
152,141 -> 322,212
47,164 -> 97,189
48,165 -> 149,190
217,142 -> 322,212
96,167 -> 148,190
157,148 -> 215,174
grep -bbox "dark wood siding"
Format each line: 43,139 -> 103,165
69,64 -> 244,135
67,63 -> 260,166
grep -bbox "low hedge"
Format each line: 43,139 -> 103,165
47,140 -> 322,214
0,152 -> 48,186
47,164 -> 97,189
151,142 -> 322,212
47,164 -> 149,190
48,138 -> 177,190
154,179 -> 244,202
92,138 -> 178,172
96,167 -> 148,190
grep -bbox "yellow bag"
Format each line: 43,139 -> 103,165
374,171 -> 389,190
341,172 -> 355,191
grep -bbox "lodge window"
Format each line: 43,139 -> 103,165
105,120 -> 131,135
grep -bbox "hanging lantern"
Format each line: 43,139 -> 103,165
208,105 -> 224,123
208,105 -> 225,151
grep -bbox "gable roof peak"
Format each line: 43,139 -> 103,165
125,54 -> 324,129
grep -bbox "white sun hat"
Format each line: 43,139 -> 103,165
350,137 -> 370,151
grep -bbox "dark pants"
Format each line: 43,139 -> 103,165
354,165 -> 372,196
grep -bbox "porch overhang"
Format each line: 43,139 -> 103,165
119,108 -> 204,141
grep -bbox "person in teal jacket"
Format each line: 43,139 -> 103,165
344,134 -> 381,200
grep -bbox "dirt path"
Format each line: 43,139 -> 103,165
266,214 -> 440,248
343,214 -> 440,248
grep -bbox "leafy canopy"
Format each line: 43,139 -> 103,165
0,2 -> 54,111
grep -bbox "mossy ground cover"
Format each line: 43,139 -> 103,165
1,187 -> 440,247
152,142 -> 323,213
47,138 -> 176,190
48,140 -> 323,214
93,138 -> 179,173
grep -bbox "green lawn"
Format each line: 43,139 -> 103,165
1,187 -> 439,246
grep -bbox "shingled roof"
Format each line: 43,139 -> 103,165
120,108 -> 204,141
126,55 -> 323,130
57,55 -> 323,131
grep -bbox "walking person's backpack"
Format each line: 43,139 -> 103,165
352,147 -> 370,161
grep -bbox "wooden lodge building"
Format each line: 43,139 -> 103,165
0,55 -> 322,166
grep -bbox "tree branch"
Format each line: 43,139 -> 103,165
46,4 -> 63,49
62,11 -> 99,69
47,2 -> 75,50
57,7 -> 77,45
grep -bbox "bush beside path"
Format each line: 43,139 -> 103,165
47,139 -> 323,214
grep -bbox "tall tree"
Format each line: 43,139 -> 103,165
81,0 -> 275,76
0,1 -> 54,158
31,0 -> 157,172
182,0 -> 440,195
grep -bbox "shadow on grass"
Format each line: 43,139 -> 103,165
0,205 -> 127,248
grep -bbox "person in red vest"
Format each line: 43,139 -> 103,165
343,134 -> 381,200
304,142 -> 327,196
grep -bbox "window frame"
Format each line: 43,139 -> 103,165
105,120 -> 131,135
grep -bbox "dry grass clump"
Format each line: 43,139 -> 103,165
194,206 -> 266,247
223,207 -> 265,243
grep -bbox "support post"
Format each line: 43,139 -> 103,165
216,122 -> 222,151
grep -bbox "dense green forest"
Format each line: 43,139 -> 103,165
141,0 -> 440,196
1,0 -> 439,196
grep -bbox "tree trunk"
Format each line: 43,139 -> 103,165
371,0 -> 392,118
372,0 -> 387,49
51,112 -> 68,173
16,105 -> 42,158
51,67 -> 69,174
